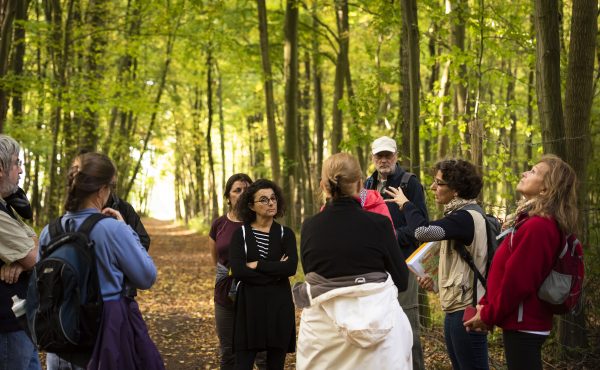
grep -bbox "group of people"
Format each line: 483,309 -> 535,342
0,130 -> 578,370
0,135 -> 163,370
211,135 -> 579,370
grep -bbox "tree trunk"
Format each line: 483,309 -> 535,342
300,51 -> 314,217
174,124 -> 183,220
437,60 -> 451,159
283,0 -> 298,227
216,63 -> 226,214
534,0 -> 565,157
256,0 -> 280,183
559,0 -> 597,355
331,0 -> 348,154
0,0 -> 16,131
311,0 -> 324,184
451,0 -> 467,135
10,0 -> 27,125
399,24 -> 410,169
469,119 -> 483,172
192,85 -> 205,219
80,0 -> 108,152
506,64 -> 519,204
525,18 -> 534,171
205,49 -> 219,221
401,0 -> 420,175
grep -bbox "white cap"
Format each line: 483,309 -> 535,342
371,136 -> 397,155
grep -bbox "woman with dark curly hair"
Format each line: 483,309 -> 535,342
386,159 -> 490,370
229,179 -> 297,370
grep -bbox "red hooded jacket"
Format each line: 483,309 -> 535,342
479,213 -> 560,332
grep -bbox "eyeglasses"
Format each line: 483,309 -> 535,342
13,159 -> 22,168
254,195 -> 277,205
432,178 -> 448,187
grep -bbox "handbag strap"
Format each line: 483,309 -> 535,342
242,224 -> 285,257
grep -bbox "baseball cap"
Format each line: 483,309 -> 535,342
371,136 -> 397,155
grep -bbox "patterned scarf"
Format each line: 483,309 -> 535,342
503,198 -> 535,229
443,197 -> 478,216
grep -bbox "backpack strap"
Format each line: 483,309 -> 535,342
48,216 -> 65,239
399,171 -> 415,190
242,224 -> 285,257
242,225 -> 248,256
452,204 -> 491,306
453,242 -> 487,307
77,213 -> 110,237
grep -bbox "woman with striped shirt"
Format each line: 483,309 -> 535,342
229,179 -> 297,370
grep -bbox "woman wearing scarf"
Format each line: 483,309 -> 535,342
386,159 -> 489,370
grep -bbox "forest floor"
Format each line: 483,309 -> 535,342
137,218 -> 514,370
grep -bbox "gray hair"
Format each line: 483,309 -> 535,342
0,135 -> 20,173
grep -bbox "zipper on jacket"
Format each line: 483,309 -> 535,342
518,302 -> 524,322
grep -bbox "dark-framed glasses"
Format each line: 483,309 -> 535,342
254,195 -> 277,205
432,178 -> 448,186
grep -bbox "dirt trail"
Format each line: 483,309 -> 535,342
138,219 -> 298,370
138,219 -> 220,369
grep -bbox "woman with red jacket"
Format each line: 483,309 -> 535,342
464,154 -> 579,369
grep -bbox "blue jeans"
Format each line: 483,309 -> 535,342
444,310 -> 489,370
0,330 -> 41,370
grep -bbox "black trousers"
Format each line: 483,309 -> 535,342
235,349 -> 286,370
503,330 -> 548,370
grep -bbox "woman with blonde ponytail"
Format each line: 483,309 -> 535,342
465,154 -> 579,369
295,153 -> 412,370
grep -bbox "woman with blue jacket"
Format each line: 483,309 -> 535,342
41,152 -> 163,370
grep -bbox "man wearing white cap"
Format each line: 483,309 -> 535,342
364,135 -> 428,370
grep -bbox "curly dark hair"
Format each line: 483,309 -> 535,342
235,179 -> 286,223
434,159 -> 482,199
224,173 -> 253,205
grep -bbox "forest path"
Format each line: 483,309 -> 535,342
138,218 -> 220,369
137,218 -> 299,370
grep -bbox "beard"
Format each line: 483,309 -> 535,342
377,164 -> 395,177
0,181 -> 17,198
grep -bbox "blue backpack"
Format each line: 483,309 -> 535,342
26,213 -> 108,354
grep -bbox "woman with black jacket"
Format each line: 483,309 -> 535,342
296,153 -> 412,370
229,179 -> 297,370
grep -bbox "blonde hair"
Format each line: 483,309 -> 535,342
527,154 -> 578,234
321,153 -> 362,199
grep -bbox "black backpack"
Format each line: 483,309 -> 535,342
452,204 -> 501,306
26,213 -> 108,354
